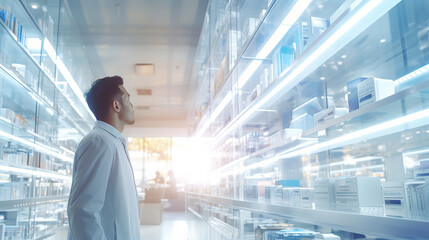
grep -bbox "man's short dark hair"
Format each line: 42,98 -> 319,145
85,76 -> 124,120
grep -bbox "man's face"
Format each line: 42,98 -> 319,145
118,85 -> 135,125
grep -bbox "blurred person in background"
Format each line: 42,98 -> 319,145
154,170 -> 165,184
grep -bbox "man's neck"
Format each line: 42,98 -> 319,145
101,117 -> 125,133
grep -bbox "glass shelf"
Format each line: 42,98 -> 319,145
188,193 -> 429,240
0,3 -> 93,133
0,1 -> 93,238
188,0 -> 429,239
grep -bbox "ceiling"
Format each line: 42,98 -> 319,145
67,0 -> 208,135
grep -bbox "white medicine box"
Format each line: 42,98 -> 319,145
383,181 -> 408,218
357,77 -> 394,107
335,177 -> 383,215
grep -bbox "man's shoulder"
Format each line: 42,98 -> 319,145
77,128 -> 118,150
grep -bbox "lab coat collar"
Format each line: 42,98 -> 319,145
94,121 -> 126,142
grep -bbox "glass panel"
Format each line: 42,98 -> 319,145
189,0 -> 429,239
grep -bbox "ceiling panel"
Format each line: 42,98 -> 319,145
68,0 -> 208,130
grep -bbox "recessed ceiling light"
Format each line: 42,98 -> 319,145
136,89 -> 152,96
135,64 -> 155,75
380,39 -> 386,43
320,77 -> 325,80
341,55 -> 347,59
31,4 -> 38,9
135,106 -> 150,110
337,61 -> 343,65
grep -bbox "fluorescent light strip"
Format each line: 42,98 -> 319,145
394,64 -> 429,86
330,164 -> 384,174
277,139 -> 317,156
43,38 -> 56,63
210,91 -> 232,123
280,107 -> 429,159
245,172 -> 275,179
46,107 -> 54,116
403,148 -> 429,156
217,138 -> 316,177
237,0 -> 312,89
28,92 -> 44,106
303,156 -> 381,172
60,146 -> 75,156
245,156 -> 278,172
236,141 -> 315,173
198,0 -> 313,138
195,91 -> 232,138
0,165 -> 71,181
258,0 -> 400,110
56,59 -> 95,120
213,0 -> 400,145
237,60 -> 263,89
0,130 -> 73,163
43,38 -> 96,121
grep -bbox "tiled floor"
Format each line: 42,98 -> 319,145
46,211 -> 188,240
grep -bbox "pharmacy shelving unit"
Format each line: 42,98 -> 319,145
187,0 -> 429,239
0,0 -> 94,239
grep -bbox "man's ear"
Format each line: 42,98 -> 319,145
112,100 -> 121,113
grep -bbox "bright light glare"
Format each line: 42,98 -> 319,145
0,165 -> 71,180
0,129 -> 73,163
403,156 -> 417,169
394,64 -> 429,87
43,38 -> 57,63
26,38 -> 42,51
238,60 -> 263,88
195,91 -> 232,138
28,92 -> 44,106
170,221 -> 188,239
46,107 -> 54,116
57,59 -> 96,120
172,138 -> 211,184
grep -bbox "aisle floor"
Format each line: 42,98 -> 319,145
46,211 -> 188,240
140,211 -> 188,240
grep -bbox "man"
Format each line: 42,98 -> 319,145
67,76 -> 140,240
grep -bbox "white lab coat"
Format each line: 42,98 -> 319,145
67,121 -> 140,240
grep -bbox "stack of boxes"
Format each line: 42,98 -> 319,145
314,178 -> 336,210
